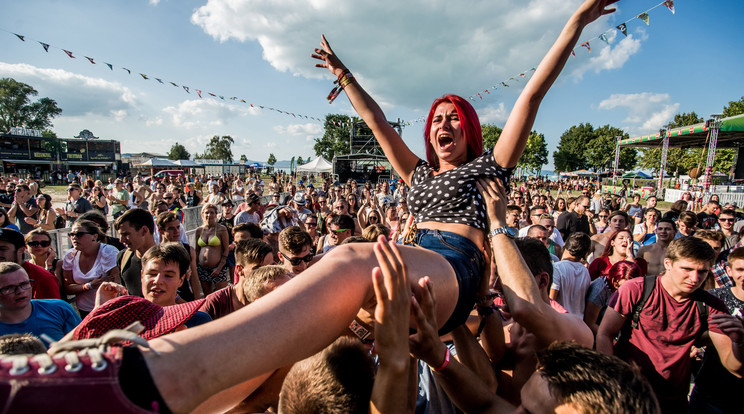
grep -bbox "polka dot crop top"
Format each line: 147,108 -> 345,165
406,150 -> 514,231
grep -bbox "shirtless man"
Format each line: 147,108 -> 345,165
636,218 -> 676,276
589,210 -> 629,260
132,176 -> 153,209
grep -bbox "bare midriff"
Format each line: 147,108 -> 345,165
415,221 -> 485,250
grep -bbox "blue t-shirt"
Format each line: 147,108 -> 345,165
0,299 -> 82,345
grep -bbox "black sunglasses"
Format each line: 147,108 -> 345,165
69,231 -> 92,238
281,252 -> 314,266
27,240 -> 51,247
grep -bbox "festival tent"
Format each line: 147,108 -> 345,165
173,159 -> 201,167
618,113 -> 744,149
133,158 -> 177,167
296,156 -> 333,173
622,171 -> 652,179
561,169 -> 597,177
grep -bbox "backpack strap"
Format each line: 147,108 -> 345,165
630,275 -> 658,329
692,289 -> 709,332
118,248 -> 134,272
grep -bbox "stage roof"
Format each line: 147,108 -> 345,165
618,113 -> 744,149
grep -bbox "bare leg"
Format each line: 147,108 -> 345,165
145,242 -> 459,413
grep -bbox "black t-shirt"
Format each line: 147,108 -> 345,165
66,197 -> 93,226
557,211 -> 590,240
696,211 -> 718,230
15,198 -> 39,234
117,249 -> 143,297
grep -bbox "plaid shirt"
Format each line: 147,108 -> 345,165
712,260 -> 734,288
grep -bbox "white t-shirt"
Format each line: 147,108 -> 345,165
550,260 -> 590,318
62,243 -> 118,312
235,210 -> 260,225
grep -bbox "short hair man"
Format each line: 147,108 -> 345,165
636,218 -> 676,277
55,182 -> 92,227
597,237 -> 744,413
0,263 -> 81,344
200,239 -> 279,320
697,200 -> 720,230
235,194 -> 262,225
328,215 -> 354,250
156,212 -> 201,301
114,208 -> 156,297
526,224 -> 559,262
518,205 -> 564,247
694,229 -> 728,289
689,247 -> 744,412
717,208 -> 740,250
140,243 -> 192,307
549,232 -> 592,317
0,228 -> 59,299
504,205 -> 521,235
6,184 -> 39,234
556,196 -> 591,241
233,222 -> 264,241
278,226 -> 314,275
107,179 -> 130,220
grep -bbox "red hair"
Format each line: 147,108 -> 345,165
424,94 -> 483,169
600,229 -> 632,258
606,260 -> 642,290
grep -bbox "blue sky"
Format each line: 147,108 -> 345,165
2,0 -> 743,168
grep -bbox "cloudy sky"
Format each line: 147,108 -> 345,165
2,0 -> 743,168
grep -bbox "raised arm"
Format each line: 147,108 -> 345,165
495,0 -> 618,168
312,36 -> 419,184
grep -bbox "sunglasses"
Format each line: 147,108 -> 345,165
0,279 -> 34,296
331,228 -> 350,234
164,197 -> 173,200
305,222 -> 318,227
69,231 -> 92,238
719,218 -> 735,222
280,252 -> 314,266
27,240 -> 51,247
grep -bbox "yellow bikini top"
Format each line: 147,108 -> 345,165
198,234 -> 221,247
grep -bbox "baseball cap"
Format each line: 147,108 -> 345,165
72,296 -> 206,341
293,193 -> 306,205
0,228 -> 25,249
247,193 -> 261,205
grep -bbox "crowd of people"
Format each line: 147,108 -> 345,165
1,0 -> 743,412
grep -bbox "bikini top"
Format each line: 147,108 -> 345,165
198,234 -> 221,247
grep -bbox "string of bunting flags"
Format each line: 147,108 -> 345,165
452,0 -> 675,125
0,28 -> 327,123
3,0 -> 674,130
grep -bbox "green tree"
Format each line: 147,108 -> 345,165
553,123 -> 594,172
297,156 -> 304,165
722,96 -> 744,117
639,112 -> 703,175
314,114 -> 354,160
239,154 -> 248,162
195,135 -> 234,162
167,142 -> 191,160
0,78 -> 62,132
517,131 -> 549,174
267,153 -> 277,166
481,124 -> 503,150
583,125 -> 636,172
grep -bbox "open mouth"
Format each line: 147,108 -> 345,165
437,135 -> 454,151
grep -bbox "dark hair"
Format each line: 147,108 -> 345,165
678,211 -> 697,228
669,200 -> 688,214
423,94 -> 483,170
564,232 -> 591,259
0,333 -> 47,355
79,211 -> 110,233
728,246 -> 744,266
514,237 -> 553,287
141,242 -> 190,277
720,209 -> 736,218
527,224 -> 547,238
656,218 -> 677,232
115,208 -> 154,234
233,222 -> 264,239
279,337 -> 375,414
331,215 -> 355,231
235,238 -> 273,268
339,236 -> 371,245
536,342 -> 659,413
667,236 -> 716,264
72,219 -> 105,243
156,211 -> 180,230
278,226 -> 313,255
36,193 -> 52,211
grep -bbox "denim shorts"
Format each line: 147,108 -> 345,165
403,229 -> 485,335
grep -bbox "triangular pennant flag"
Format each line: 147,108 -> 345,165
219,96 -> 225,100
250,104 -> 254,107
170,82 -> 178,87
617,23 -> 627,36
230,97 -> 237,100
39,42 -> 49,52
140,73 -> 149,80
123,68 -> 131,74
63,50 -> 75,58
599,33 -> 609,45
477,93 -> 482,100
530,67 -> 536,71
155,78 -> 164,84
196,89 -> 202,98
519,73 -> 525,77
183,86 -> 190,93
501,82 -> 509,87
638,12 -> 650,25
571,50 -> 576,57
240,99 -> 246,103
663,0 -> 675,14
581,42 -> 591,53
484,89 -> 490,94
292,113 -> 296,118
13,33 -> 25,41
105,63 -> 113,70
208,92 -> 216,97
85,56 -> 95,64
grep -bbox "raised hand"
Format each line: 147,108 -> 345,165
311,34 -> 348,78
576,0 -> 619,25
475,178 -> 508,229
409,276 -> 448,368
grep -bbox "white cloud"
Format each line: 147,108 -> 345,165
190,0 -> 612,108
273,123 -> 323,136
598,92 -> 680,135
266,142 -> 277,148
478,103 -> 508,124
571,31 -> 644,80
162,99 -> 257,129
0,62 -> 139,118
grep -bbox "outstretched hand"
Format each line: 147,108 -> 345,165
576,0 -> 619,25
409,276 -> 448,368
372,236 -> 412,369
311,34 -> 348,78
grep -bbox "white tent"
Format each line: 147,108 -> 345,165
133,158 -> 177,167
296,156 -> 333,173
